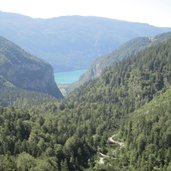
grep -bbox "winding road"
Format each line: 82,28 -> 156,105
108,135 -> 125,147
98,134 -> 125,165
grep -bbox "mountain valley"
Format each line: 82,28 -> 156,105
0,10 -> 171,171
0,29 -> 171,170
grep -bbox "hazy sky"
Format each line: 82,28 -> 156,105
0,0 -> 171,27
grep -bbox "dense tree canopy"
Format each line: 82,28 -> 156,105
1,37 -> 171,170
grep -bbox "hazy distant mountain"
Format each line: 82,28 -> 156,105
0,11 -> 170,71
0,36 -> 63,102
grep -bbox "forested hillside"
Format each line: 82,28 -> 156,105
95,88 -> 171,170
70,38 -> 171,116
0,35 -> 171,170
120,88 -> 171,170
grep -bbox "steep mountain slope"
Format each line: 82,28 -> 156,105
80,37 -> 151,81
75,32 -> 171,90
95,88 -> 171,171
121,87 -> 171,170
69,37 -> 151,92
0,36 -> 63,100
69,37 -> 171,118
66,37 -> 171,170
0,11 -> 170,71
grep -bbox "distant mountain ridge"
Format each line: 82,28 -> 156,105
0,36 -> 63,103
0,11 -> 170,71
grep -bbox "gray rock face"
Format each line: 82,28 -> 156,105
0,36 -> 63,98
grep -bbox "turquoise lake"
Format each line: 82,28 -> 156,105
54,69 -> 87,84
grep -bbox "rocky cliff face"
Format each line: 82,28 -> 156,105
0,36 -> 63,98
